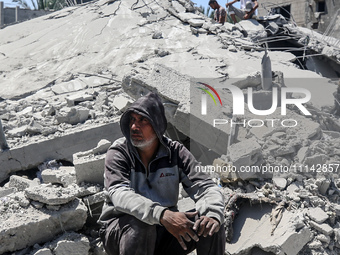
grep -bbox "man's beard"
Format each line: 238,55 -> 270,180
130,133 -> 158,149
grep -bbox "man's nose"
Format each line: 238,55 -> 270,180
131,121 -> 140,129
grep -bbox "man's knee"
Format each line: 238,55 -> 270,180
101,215 -> 157,255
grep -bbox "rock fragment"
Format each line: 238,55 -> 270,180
0,199 -> 87,254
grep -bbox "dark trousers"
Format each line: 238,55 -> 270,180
100,214 -> 226,255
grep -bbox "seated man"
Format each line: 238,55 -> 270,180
209,0 -> 226,25
98,92 -> 226,255
226,0 -> 258,24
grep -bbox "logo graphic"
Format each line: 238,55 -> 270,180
197,82 -> 311,116
160,172 -> 175,178
197,82 -> 223,115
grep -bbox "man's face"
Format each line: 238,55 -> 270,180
129,112 -> 158,149
209,3 -> 217,9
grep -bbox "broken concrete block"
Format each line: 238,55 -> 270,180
316,234 -> 331,244
0,199 -> 87,254
316,178 -> 331,195
309,221 -> 333,236
224,22 -> 235,31
17,106 -> 34,118
7,125 -> 28,138
0,187 -> 16,198
66,93 -> 94,106
297,147 -> 310,163
307,207 -> 329,224
236,19 -> 267,41
9,175 -> 39,191
112,95 -> 132,113
34,248 -> 54,255
73,152 -> 106,185
171,1 -> 185,13
272,177 -> 287,190
92,139 -> 111,155
51,79 -> 87,95
56,106 -> 89,125
228,45 -> 237,52
14,191 -> 30,207
27,120 -> 44,135
273,146 -> 295,157
177,12 -> 202,22
304,154 -> 328,168
249,125 -> 270,140
228,138 -> 263,179
25,184 -> 83,205
188,19 -> 204,27
94,92 -> 109,112
41,166 -> 76,187
308,240 -> 323,249
225,202 -> 312,255
332,204 -> 340,216
232,71 -> 261,89
54,236 -> 90,255
266,21 -> 280,35
334,228 -> 340,244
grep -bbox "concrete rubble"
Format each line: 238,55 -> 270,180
1,0 -> 340,254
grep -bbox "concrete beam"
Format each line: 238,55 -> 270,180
122,64 -> 231,156
0,120 -> 122,183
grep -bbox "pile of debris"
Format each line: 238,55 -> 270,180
0,138 -> 113,254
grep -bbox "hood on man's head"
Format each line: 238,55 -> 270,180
120,92 -> 167,142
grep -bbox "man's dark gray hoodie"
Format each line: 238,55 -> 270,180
98,92 -> 224,226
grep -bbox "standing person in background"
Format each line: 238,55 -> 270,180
226,0 -> 258,24
209,0 -> 227,25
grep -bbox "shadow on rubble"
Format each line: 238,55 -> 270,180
231,201 -> 273,243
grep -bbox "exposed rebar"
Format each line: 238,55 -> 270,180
0,119 -> 9,151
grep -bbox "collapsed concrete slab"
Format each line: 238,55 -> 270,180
31,232 -> 90,255
73,139 -> 111,185
54,234 -> 90,255
226,202 -> 312,255
41,166 -> 76,187
0,121 -> 121,183
8,175 -> 40,191
25,184 -> 88,205
0,198 -> 87,254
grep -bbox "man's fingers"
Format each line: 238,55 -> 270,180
192,218 -> 201,231
198,217 -> 209,236
187,229 -> 199,242
183,233 -> 191,242
209,222 -> 220,236
177,237 -> 187,250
